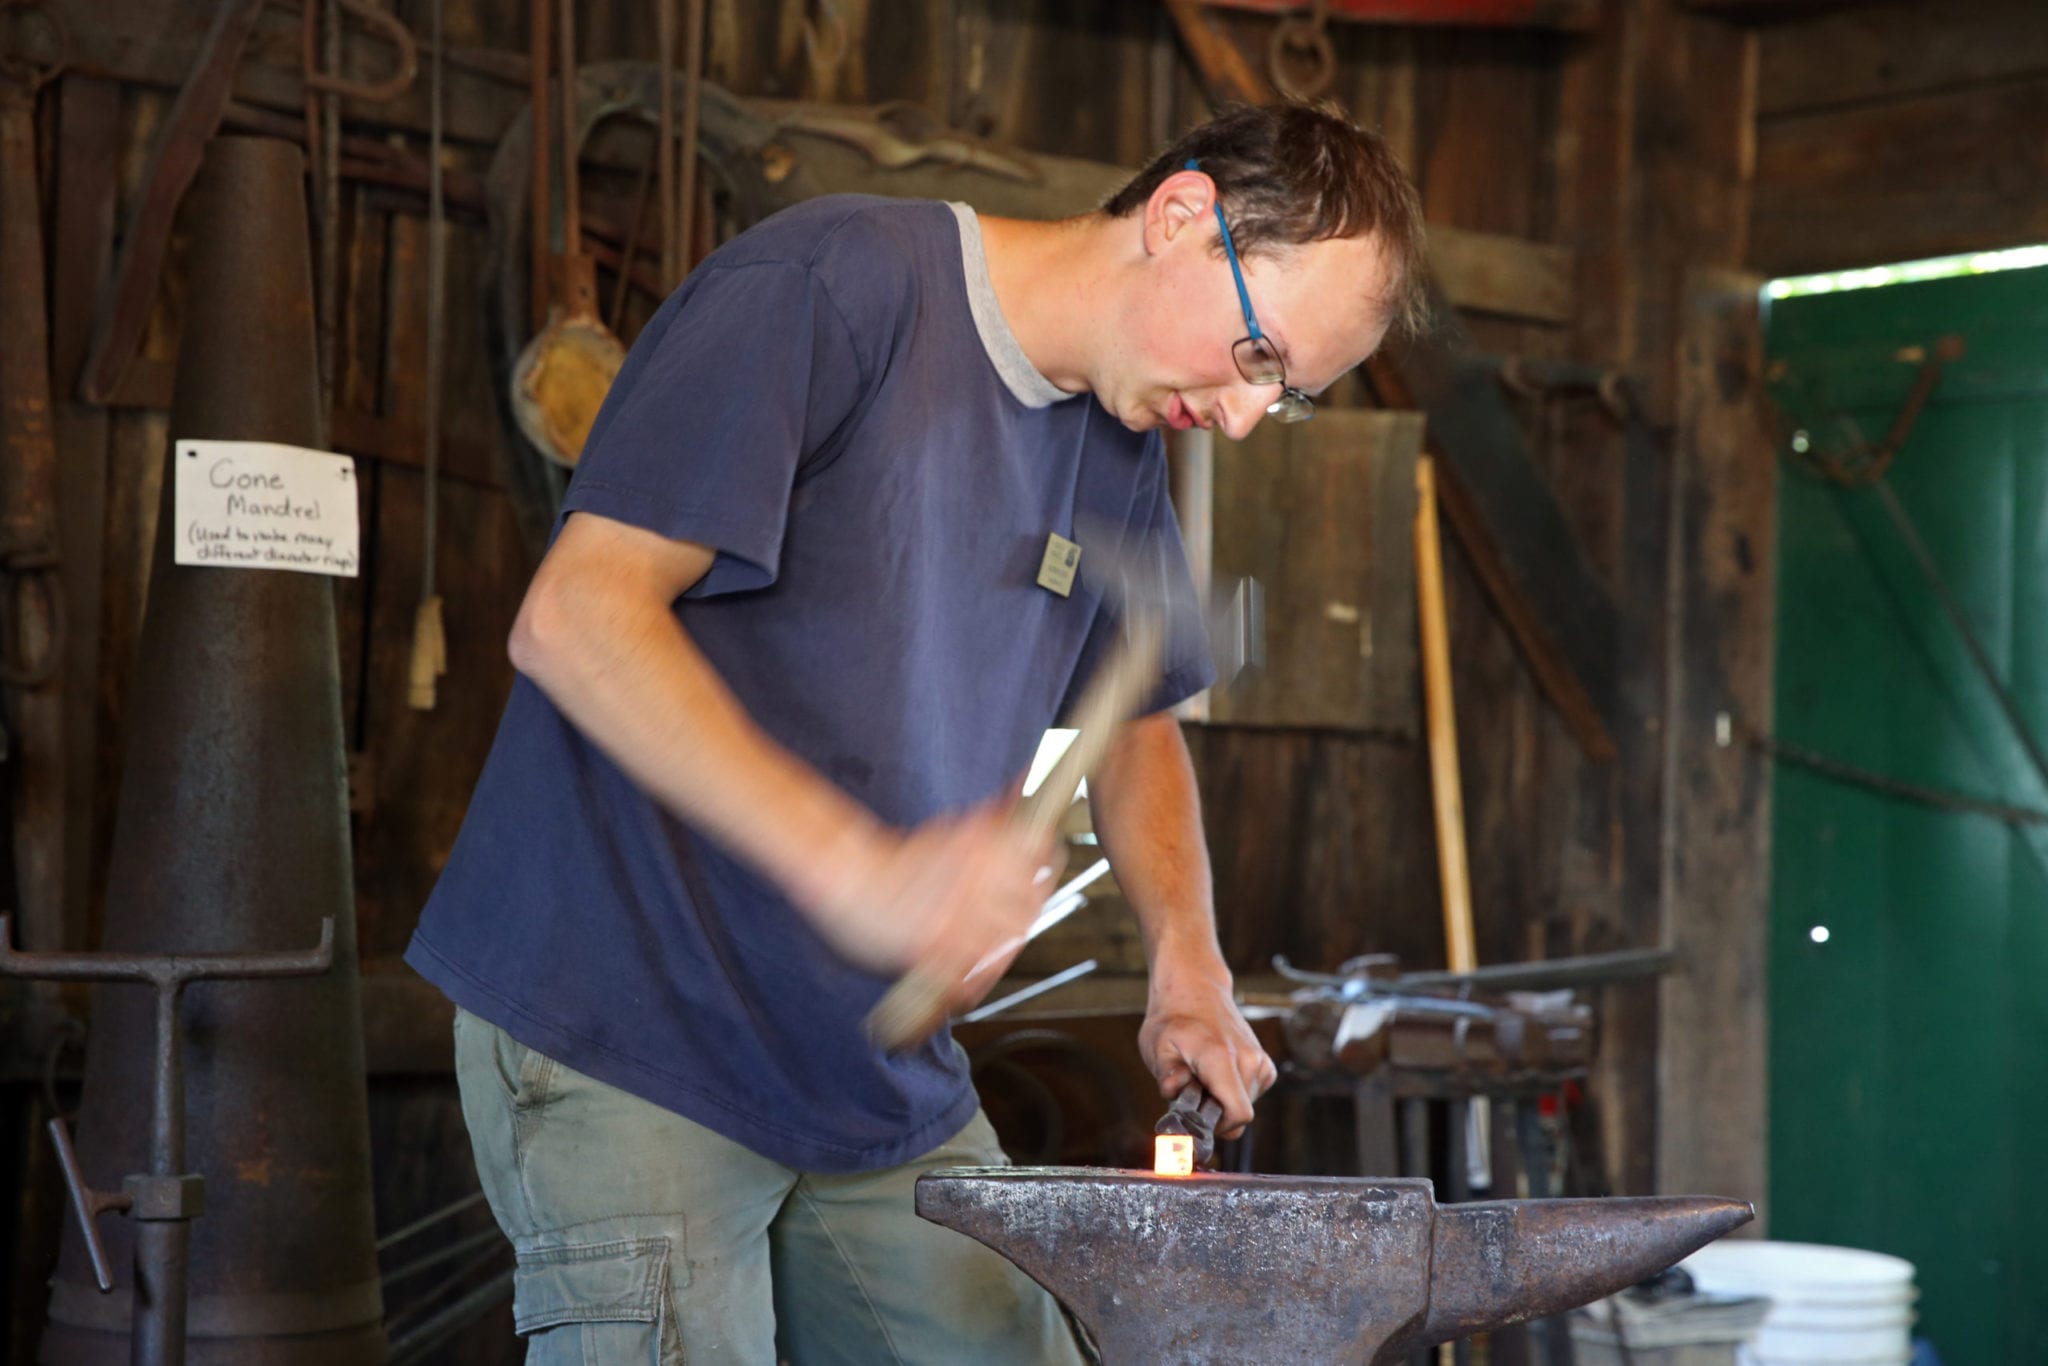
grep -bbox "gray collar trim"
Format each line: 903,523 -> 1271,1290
949,201 -> 1070,409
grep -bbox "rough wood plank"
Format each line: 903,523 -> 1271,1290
1757,0 -> 2048,116
1656,270 -> 1773,1217
1189,725 -> 1440,973
1427,225 -> 1573,324
1409,26 -> 1561,240
1752,76 -> 2048,276
348,212 -> 527,960
352,467 -> 525,961
1205,410 -> 1424,734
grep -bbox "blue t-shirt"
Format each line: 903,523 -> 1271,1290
405,195 -> 1213,1172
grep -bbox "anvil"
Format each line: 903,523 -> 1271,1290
916,1167 -> 1751,1364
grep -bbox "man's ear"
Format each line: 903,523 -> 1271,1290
1142,168 -> 1216,258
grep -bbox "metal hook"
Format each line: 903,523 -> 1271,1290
292,0 -> 420,104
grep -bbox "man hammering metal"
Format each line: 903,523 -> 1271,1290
406,101 -> 1432,1360
14,0 -> 2033,1357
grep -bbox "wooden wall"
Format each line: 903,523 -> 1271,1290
1751,0 -> 2048,275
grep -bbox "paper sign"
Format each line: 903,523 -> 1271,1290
174,440 -> 361,578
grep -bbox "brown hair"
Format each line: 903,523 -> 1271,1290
1103,102 -> 1428,340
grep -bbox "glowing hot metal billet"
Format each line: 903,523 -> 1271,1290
915,1168 -> 1751,1364
1153,1136 -> 1195,1177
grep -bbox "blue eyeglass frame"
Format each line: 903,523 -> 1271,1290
1186,158 -> 1314,423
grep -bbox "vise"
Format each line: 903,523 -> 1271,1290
916,1167 -> 1751,1363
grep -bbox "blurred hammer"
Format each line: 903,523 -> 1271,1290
864,602 -> 1165,1049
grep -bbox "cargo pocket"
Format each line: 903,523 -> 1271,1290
512,1236 -> 682,1366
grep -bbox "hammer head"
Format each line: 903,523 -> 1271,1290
916,1167 -> 1752,1364
1074,517 -> 1260,691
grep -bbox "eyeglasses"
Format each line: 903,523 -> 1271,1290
1188,159 -> 1314,425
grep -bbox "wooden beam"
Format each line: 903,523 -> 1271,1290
103,358 -> 507,491
68,0 -> 1572,323
1656,270 -> 1773,1218
1190,0 -> 1598,28
1163,0 -> 1274,104
1427,225 -> 1574,325
1752,76 -> 2048,277
1757,0 -> 2048,119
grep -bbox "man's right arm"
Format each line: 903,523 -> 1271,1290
509,511 -> 1044,998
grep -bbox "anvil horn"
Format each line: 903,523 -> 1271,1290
1408,1195 -> 1756,1350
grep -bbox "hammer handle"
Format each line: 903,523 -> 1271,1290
864,618 -> 1164,1050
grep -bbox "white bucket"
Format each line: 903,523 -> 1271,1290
1683,1241 -> 1916,1366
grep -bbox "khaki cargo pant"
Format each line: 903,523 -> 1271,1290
453,1008 -> 1092,1364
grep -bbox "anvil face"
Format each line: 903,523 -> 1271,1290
915,1167 -> 1753,1366
920,1169 -> 1434,1362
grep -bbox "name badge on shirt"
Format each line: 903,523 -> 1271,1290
1036,532 -> 1081,597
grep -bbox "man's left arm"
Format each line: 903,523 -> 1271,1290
1087,711 -> 1277,1137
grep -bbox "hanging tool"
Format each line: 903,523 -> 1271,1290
291,0 -> 419,102
511,0 -> 626,468
527,0 -> 552,333
76,0 -> 267,405
656,0 -> 676,286
408,0 -> 449,710
607,132 -> 662,332
78,0 -> 418,409
959,958 -> 1099,1025
675,0 -> 707,275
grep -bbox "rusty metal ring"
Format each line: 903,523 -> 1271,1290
1267,17 -> 1335,101
0,0 -> 68,92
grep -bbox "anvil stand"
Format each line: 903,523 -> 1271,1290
0,914 -> 335,1366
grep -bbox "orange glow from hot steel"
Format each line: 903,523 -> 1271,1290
1154,1134 -> 1194,1176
